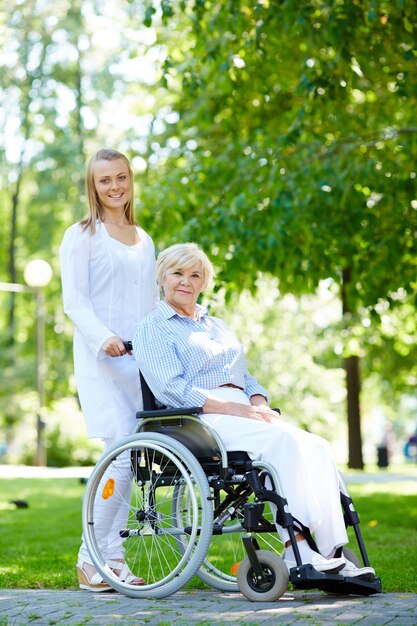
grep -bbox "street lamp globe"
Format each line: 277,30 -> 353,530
24,259 -> 53,288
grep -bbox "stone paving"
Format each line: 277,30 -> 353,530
1,588 -> 417,626
1,466 -> 416,625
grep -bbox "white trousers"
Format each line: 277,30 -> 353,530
78,440 -> 132,564
203,388 -> 348,557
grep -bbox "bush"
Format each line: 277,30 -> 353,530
2,396 -> 101,467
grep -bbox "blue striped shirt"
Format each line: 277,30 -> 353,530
133,301 -> 269,409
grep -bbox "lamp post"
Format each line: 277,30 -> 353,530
23,259 -> 53,466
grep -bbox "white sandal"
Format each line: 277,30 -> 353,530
107,559 -> 145,586
77,559 -> 113,592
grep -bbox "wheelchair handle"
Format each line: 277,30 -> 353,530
123,340 -> 133,351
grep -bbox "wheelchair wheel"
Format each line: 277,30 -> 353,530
237,550 -> 289,602
82,432 -> 213,598
173,483 -> 283,591
342,546 -> 362,567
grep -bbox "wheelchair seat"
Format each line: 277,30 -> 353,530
138,410 -> 251,473
139,417 -> 221,465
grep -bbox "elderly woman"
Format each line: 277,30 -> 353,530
132,242 -> 375,578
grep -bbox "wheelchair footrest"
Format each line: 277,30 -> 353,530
290,564 -> 382,596
319,576 -> 383,596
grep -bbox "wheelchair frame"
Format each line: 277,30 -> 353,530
82,365 -> 382,601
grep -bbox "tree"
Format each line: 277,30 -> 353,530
138,0 -> 417,467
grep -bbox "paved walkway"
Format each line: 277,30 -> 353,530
1,588 -> 416,626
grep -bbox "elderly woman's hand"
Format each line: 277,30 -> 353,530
246,394 -> 278,422
202,395 -> 280,423
239,403 -> 280,423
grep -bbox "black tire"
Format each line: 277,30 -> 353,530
237,550 -> 289,602
83,432 -> 213,598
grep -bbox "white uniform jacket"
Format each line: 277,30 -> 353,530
59,221 -> 159,439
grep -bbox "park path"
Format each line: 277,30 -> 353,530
1,588 -> 417,626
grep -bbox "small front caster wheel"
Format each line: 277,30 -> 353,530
237,550 -> 289,602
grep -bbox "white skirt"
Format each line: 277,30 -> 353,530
202,387 -> 348,556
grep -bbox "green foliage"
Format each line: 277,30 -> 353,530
133,0 -> 417,466
139,0 -> 417,312
40,400 -> 101,468
0,397 -> 102,467
211,277 -> 347,439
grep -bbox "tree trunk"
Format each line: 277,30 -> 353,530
342,267 -> 364,469
344,354 -> 364,468
7,169 -> 23,346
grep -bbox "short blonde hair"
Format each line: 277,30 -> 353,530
81,148 -> 135,234
157,243 -> 215,291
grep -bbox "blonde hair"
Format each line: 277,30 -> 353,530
157,243 -> 215,292
80,148 -> 135,234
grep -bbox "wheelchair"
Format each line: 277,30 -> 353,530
82,354 -> 382,601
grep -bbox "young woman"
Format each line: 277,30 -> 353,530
60,148 -> 159,591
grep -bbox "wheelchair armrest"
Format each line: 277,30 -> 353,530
136,407 -> 203,419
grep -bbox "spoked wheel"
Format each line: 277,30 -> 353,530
342,547 -> 362,567
237,550 -> 289,602
82,432 -> 213,598
174,483 -> 283,591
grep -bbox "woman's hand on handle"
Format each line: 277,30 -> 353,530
101,336 -> 132,357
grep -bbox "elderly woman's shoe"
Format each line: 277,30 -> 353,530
108,559 -> 145,585
77,559 -> 113,592
284,552 -> 345,574
339,559 -> 375,580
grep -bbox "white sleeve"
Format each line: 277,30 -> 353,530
59,225 -> 114,359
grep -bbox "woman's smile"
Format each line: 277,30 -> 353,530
163,264 -> 205,316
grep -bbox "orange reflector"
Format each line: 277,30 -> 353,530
230,561 -> 241,575
102,478 -> 115,499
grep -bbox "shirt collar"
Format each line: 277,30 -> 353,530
159,300 -> 208,320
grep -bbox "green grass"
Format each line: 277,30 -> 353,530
0,470 -> 416,592
345,479 -> 417,593
0,477 -> 83,589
